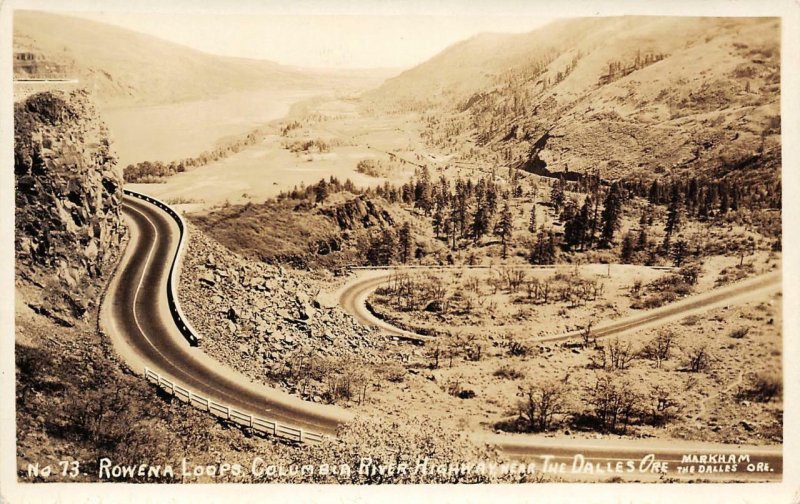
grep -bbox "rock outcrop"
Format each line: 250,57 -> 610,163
179,227 -> 384,400
321,195 -> 395,231
15,90 -> 125,317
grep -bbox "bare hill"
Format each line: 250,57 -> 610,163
366,16 -> 780,180
13,11 -> 316,107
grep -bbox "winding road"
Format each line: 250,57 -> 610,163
101,192 -> 782,481
337,267 -> 781,344
101,194 -> 353,437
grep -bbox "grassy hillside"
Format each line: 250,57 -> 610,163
13,11 -> 316,107
366,17 -> 780,181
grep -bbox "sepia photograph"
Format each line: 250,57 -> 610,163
2,0 -> 798,502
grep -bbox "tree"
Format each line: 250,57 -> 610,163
398,222 -> 412,264
620,231 -> 636,263
671,238 -> 688,266
432,206 -> 443,239
365,229 -> 396,265
565,197 -> 591,250
518,379 -> 568,432
549,177 -> 565,213
578,197 -> 593,249
454,178 -> 469,238
664,185 -> 684,239
718,181 -> 730,215
471,206 -> 490,243
648,180 -> 660,205
640,203 -> 654,227
314,178 -> 329,203
636,226 -> 648,251
686,177 -> 699,212
586,374 -> 642,433
529,227 -> 557,265
528,201 -> 537,233
600,183 -> 623,246
413,166 -> 433,215
607,338 -> 635,370
494,202 -> 514,259
640,331 -> 673,369
685,345 -> 711,373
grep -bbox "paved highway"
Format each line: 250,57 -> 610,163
101,194 -> 353,436
102,193 -> 782,481
337,268 -> 781,344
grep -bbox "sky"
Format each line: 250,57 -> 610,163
72,11 -> 553,70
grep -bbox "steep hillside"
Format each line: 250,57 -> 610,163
365,17 -> 606,106
13,11 -> 314,107
367,17 -> 780,181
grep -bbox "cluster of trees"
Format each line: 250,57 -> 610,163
516,271 -> 604,308
550,53 -> 583,87
376,269 -> 606,323
123,128 -> 263,183
583,373 -> 679,433
284,138 -> 332,154
271,152 -> 776,271
491,51 -> 557,89
277,176 -> 358,203
272,350 -> 372,404
459,51 -> 583,147
355,158 -> 387,177
555,178 -> 627,251
368,166 -> 521,257
123,159 -> 183,183
504,325 -> 727,435
599,50 -> 668,85
362,224 -> 413,266
280,120 -> 302,136
507,371 -> 681,435
289,167 -> 628,268
616,170 -> 780,264
623,174 -> 781,222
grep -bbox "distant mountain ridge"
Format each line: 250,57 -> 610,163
366,16 -> 780,181
13,11 -> 316,107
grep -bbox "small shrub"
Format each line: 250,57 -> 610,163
631,273 -> 694,309
493,365 -> 525,380
684,345 -> 712,373
507,341 -> 530,357
728,327 -> 750,339
739,372 -> 782,402
446,375 -> 472,398
715,263 -> 756,287
458,389 -> 476,399
383,362 -> 406,383
639,330 -> 673,368
607,338 -> 636,370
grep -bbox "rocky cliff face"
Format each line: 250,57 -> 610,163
321,195 -> 395,231
15,90 -> 125,319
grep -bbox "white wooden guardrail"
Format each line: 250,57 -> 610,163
144,367 -> 323,444
124,189 -> 325,444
